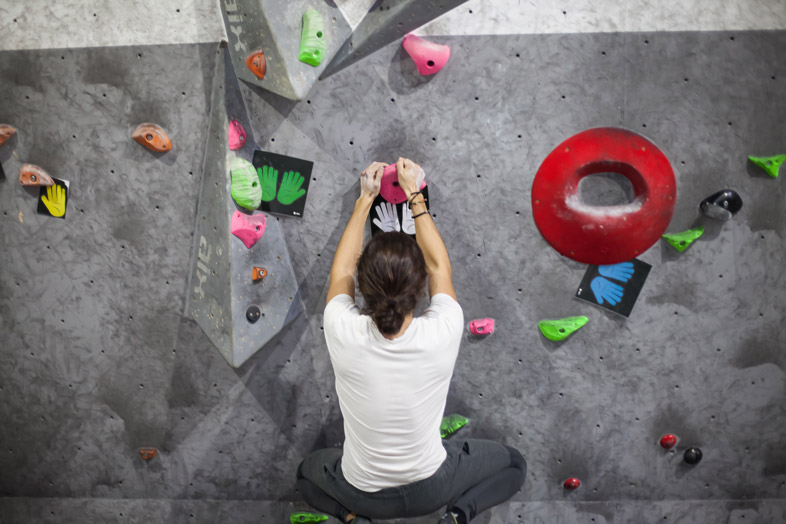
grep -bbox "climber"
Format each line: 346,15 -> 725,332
295,158 -> 526,524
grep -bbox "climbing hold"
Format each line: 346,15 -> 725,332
231,210 -> 266,249
252,267 -> 268,282
298,9 -> 327,67
662,227 -> 704,252
139,447 -> 158,460
563,477 -> 581,490
19,164 -> 55,186
245,50 -> 267,80
532,127 -> 676,265
469,318 -> 495,335
379,163 -> 426,204
440,414 -> 469,438
246,305 -> 261,323
0,124 -> 17,146
228,120 -> 247,151
290,512 -> 329,524
683,447 -> 703,465
749,154 -> 785,178
402,33 -> 451,76
538,316 -> 588,341
230,158 -> 262,211
659,434 -> 677,449
700,189 -> 742,221
132,123 -> 172,153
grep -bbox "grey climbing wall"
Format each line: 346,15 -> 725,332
2,5 -> 786,524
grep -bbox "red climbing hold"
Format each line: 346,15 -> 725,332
402,33 -> 451,76
246,50 -> 267,80
532,127 -> 676,265
139,447 -> 157,460
659,434 -> 677,449
563,477 -> 581,490
132,123 -> 172,153
0,124 -> 17,146
469,318 -> 495,335
19,164 -> 55,186
231,210 -> 266,249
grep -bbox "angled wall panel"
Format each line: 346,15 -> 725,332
185,46 -> 302,367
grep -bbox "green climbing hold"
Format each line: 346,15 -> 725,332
298,8 -> 326,67
230,158 -> 262,211
440,414 -> 469,438
662,227 -> 705,252
290,512 -> 329,524
749,154 -> 785,179
538,316 -> 588,342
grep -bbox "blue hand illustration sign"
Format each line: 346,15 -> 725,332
598,262 -> 634,283
590,277 -> 624,305
576,259 -> 652,317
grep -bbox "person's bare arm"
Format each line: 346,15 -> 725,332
326,162 -> 385,305
397,157 -> 456,300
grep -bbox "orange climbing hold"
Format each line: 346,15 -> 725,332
252,267 -> 268,282
139,447 -> 158,460
19,164 -> 55,186
246,50 -> 267,80
132,123 -> 172,153
0,124 -> 16,146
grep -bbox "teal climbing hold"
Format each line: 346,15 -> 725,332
538,316 -> 588,341
662,227 -> 705,252
298,9 -> 327,67
290,512 -> 329,524
230,158 -> 262,211
749,154 -> 785,179
440,414 -> 469,438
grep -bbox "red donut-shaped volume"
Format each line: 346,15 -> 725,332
532,127 -> 676,265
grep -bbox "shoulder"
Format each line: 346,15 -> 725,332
324,294 -> 364,336
421,293 -> 464,333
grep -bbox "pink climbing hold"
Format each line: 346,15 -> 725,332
469,318 -> 495,335
228,120 -> 247,150
402,33 -> 451,76
379,163 -> 426,205
231,210 -> 266,249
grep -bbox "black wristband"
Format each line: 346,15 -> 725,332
412,210 -> 429,219
408,191 -> 426,209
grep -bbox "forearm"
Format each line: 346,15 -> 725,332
405,188 -> 451,275
330,195 -> 374,280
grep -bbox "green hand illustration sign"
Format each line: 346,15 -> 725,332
277,171 -> 306,205
257,165 -> 278,202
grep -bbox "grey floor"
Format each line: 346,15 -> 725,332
2,2 -> 786,524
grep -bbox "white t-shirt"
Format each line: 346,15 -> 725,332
323,293 -> 464,492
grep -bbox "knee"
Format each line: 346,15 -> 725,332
505,446 -> 527,474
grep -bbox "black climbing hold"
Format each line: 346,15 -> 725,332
700,189 -> 742,220
683,447 -> 703,464
246,305 -> 261,323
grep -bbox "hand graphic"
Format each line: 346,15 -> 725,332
277,171 -> 306,205
401,202 -> 416,234
42,184 -> 66,217
372,201 -> 400,232
590,276 -> 624,306
257,165 -> 278,202
598,262 -> 634,283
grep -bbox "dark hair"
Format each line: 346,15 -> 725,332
357,232 -> 427,336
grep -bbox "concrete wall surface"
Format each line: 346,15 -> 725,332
1,1 -> 786,524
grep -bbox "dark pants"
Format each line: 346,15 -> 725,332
296,439 -> 526,521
